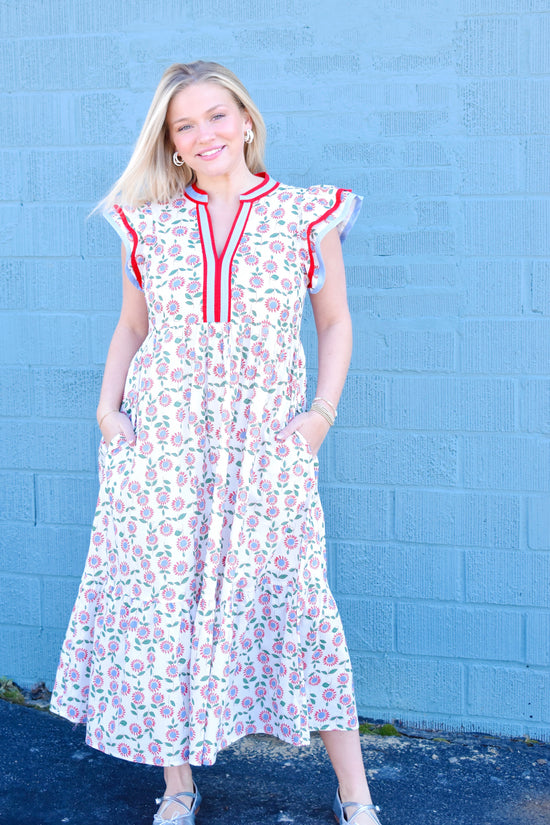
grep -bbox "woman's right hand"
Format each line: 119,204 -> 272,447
99,410 -> 136,446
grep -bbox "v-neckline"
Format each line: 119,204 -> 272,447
184,174 -> 280,323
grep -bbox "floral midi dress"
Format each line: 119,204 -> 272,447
51,174 -> 363,766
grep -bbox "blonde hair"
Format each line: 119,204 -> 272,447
97,61 -> 266,210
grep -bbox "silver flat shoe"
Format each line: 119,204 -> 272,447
153,783 -> 201,825
333,788 -> 382,824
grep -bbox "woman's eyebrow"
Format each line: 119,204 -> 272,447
171,104 -> 228,125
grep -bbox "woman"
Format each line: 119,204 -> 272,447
51,61 -> 379,825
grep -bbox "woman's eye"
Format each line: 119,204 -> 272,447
177,124 -> 191,132
212,113 -> 225,120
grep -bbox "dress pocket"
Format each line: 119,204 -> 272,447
292,429 -> 319,467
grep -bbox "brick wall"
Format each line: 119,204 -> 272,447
1,0 -> 549,741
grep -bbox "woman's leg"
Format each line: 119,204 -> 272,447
320,729 -> 378,823
157,764 -> 196,819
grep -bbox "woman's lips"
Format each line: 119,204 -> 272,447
196,145 -> 225,160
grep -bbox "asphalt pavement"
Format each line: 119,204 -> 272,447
1,699 -> 549,825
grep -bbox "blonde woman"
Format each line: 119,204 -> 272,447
51,61 -> 379,825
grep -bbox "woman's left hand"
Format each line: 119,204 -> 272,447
276,410 -> 331,456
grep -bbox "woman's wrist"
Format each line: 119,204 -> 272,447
310,398 -> 336,426
97,407 -> 121,428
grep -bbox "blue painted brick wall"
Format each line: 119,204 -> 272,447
1,0 -> 549,741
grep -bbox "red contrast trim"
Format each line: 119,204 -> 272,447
305,188 -> 348,288
196,209 -> 209,323
225,204 -> 252,322
114,205 -> 142,289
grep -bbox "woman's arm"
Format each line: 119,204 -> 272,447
96,244 -> 149,445
277,226 -> 352,454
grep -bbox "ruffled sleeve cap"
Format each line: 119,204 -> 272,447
104,204 -> 146,291
299,185 -> 362,293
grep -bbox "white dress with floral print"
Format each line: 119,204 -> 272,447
51,174 -> 363,766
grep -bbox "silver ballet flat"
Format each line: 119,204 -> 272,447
333,788 -> 382,824
153,783 -> 201,825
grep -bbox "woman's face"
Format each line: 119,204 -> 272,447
167,81 -> 252,183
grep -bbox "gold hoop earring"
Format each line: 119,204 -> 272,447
244,129 -> 254,145
173,151 -> 185,167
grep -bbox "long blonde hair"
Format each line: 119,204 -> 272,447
97,61 -> 267,210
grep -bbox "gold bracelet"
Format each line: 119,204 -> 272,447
98,409 -> 119,429
310,402 -> 335,426
313,395 -> 337,417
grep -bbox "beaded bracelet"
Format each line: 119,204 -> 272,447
310,401 -> 335,426
98,409 -> 120,429
313,396 -> 337,418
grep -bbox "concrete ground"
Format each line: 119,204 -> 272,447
1,699 -> 549,825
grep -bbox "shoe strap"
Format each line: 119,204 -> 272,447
343,802 -> 381,823
156,790 -> 196,812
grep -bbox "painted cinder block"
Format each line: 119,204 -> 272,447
367,170 -> 453,196
323,488 -> 390,541
42,577 -> 82,628
352,653 -> 464,716
347,328 -> 456,373
521,380 -> 550,434
462,260 -> 523,315
373,230 -> 455,256
395,490 -> 521,548
456,16 -> 519,76
338,597 -> 394,652
378,111 -> 448,136
0,525 -> 91,578
402,141 -> 451,166
529,14 -> 550,74
0,368 -> 31,416
527,498 -> 550,550
464,201 -> 550,256
526,614 -> 550,667
14,36 -> 129,92
2,422 -> 97,472
455,140 -> 521,195
525,138 -> 550,194
462,320 -> 550,374
350,293 -> 462,320
0,314 -> 89,367
27,259 -> 121,312
396,604 -> 523,661
465,550 -> 550,608
531,261 -> 550,315
0,473 -> 35,522
36,475 -> 99,525
0,575 -> 41,625
462,80 -> 550,135
334,543 -> 462,602
32,367 -> 103,419
389,377 -> 515,431
0,260 -> 27,310
332,431 -> 457,486
346,265 -> 408,289
463,436 -> 550,491
468,665 -> 550,723
0,205 -> 81,257
25,148 -> 130,202
416,200 -> 449,226
335,375 -> 386,428
0,627 -> 66,686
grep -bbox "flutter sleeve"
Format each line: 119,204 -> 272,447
103,204 -> 144,291
300,185 -> 363,293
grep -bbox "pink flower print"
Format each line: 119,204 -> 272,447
274,556 -> 289,571
250,274 -> 264,288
